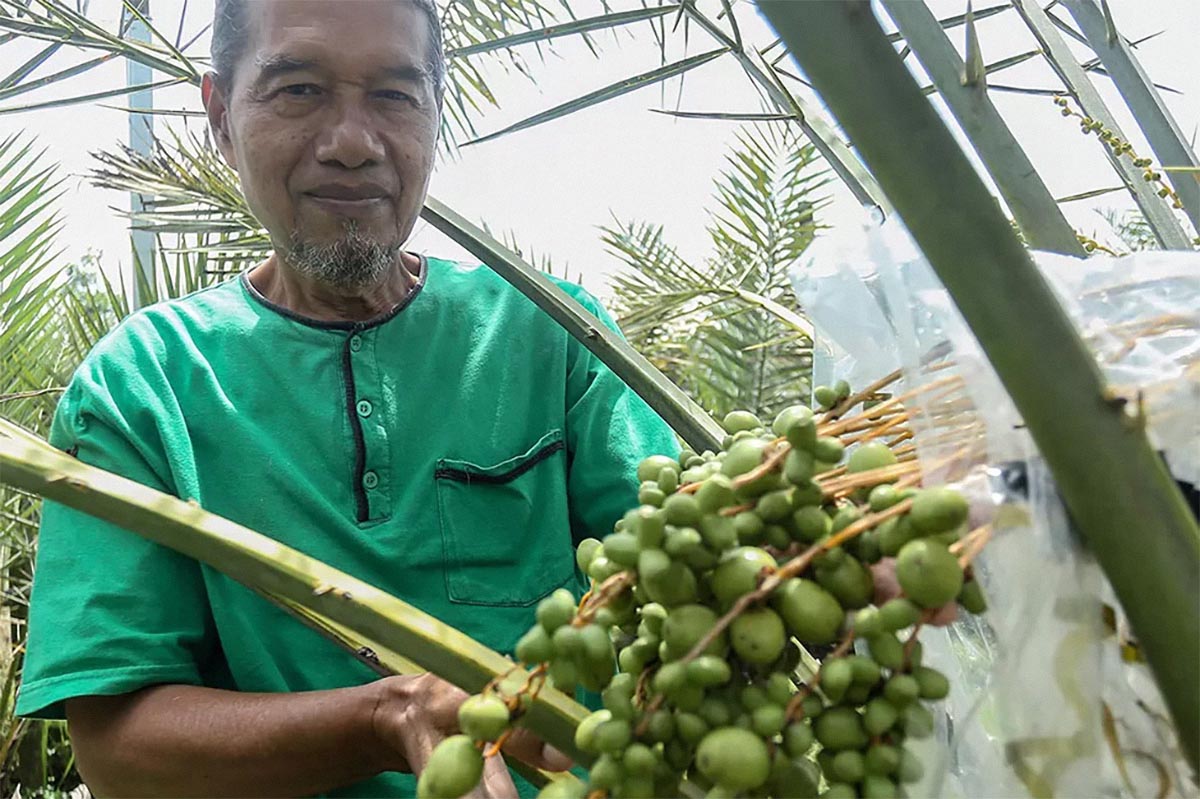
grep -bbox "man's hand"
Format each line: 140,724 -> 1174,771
371,673 -> 571,798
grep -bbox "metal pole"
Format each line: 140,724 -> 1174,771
126,0 -> 156,308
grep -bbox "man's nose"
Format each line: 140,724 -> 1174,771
314,97 -> 385,169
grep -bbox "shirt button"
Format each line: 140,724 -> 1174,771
356,399 -> 373,418
362,471 -> 379,490
349,335 -> 363,352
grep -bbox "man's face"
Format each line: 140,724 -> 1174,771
204,0 -> 440,285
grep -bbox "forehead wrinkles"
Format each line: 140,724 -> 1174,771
246,2 -> 431,72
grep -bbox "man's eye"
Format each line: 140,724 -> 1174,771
377,89 -> 416,104
280,84 -> 321,97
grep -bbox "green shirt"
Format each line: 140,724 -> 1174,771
18,255 -> 678,797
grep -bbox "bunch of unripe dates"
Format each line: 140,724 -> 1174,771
418,385 -> 987,799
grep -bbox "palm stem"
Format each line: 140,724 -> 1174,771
0,418 -> 593,764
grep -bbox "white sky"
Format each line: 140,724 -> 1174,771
2,0 -> 1197,300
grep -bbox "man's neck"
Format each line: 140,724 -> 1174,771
248,252 -> 422,323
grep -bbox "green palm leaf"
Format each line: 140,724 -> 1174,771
466,48 -> 728,146
448,5 -> 679,58
607,125 -> 826,420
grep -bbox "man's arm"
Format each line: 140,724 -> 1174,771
67,681 -> 397,799
67,673 -> 564,799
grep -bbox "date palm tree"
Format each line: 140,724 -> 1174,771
606,125 -> 828,422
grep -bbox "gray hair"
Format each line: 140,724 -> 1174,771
210,0 -> 446,96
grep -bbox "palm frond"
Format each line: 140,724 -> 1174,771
0,132 -> 74,798
89,126 -> 270,276
0,0 -> 203,118
607,124 -> 826,420
1098,207 -> 1157,253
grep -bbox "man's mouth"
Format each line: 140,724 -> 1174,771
303,183 -> 390,213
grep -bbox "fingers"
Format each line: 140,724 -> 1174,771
373,673 -> 476,774
501,727 -> 573,772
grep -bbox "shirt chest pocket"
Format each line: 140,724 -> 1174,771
435,429 -> 575,607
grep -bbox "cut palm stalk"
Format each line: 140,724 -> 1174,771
0,419 -> 593,764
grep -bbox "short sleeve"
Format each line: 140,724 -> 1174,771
15,379 -> 217,720
559,284 -> 681,543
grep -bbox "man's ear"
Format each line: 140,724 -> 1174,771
201,72 -> 238,170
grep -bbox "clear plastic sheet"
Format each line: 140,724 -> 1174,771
790,217 -> 1199,798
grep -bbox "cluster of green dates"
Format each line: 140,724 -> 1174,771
418,393 -> 988,799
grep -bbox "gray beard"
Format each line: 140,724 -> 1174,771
286,222 -> 402,289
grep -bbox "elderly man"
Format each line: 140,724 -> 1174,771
15,1 -> 677,796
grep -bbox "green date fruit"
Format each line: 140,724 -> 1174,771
879,598 -> 921,632
896,539 -> 964,608
813,436 -> 846,465
663,604 -> 725,659
815,554 -> 875,609
575,709 -> 612,753
909,487 -> 969,534
865,743 -> 901,776
695,728 -> 771,791
722,410 -> 762,434
721,439 -> 768,479
783,720 -> 815,757
663,493 -> 702,527
637,454 -> 680,484
575,538 -> 602,573
730,607 -> 787,666
958,579 -> 989,614
830,750 -> 865,783
536,589 -> 576,632
457,694 -> 510,743
416,735 -> 484,799
863,774 -> 899,799
820,657 -> 853,703
814,385 -> 839,410
863,697 -> 899,736
515,625 -> 554,664
847,441 -> 898,474
867,632 -> 906,671
638,548 -> 698,607
884,674 -> 920,707
792,505 -> 831,543
695,474 -> 736,513
815,707 -> 868,751
772,578 -> 845,645
535,777 -> 587,799
915,666 -> 950,700
711,547 -> 776,608
687,655 -> 732,687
